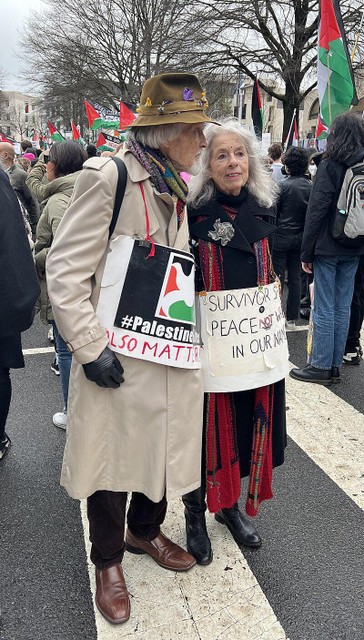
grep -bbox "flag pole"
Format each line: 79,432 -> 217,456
285,108 -> 296,147
327,50 -> 332,125
351,8 -> 364,62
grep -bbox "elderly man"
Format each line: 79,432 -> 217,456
47,73 -> 212,625
0,142 -> 39,234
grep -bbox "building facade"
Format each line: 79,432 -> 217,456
0,91 -> 45,141
235,79 -> 364,144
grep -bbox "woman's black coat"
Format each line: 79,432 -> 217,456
188,190 -> 287,477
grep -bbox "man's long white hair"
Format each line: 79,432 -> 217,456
188,119 -> 279,209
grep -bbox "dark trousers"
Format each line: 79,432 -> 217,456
87,490 -> 167,569
0,367 -> 11,442
345,256 -> 364,352
273,244 -> 302,321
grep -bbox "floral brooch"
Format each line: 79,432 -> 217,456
208,219 -> 235,246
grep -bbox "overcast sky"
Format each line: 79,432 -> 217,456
1,0 -> 46,92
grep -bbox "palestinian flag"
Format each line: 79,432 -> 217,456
84,99 -> 119,130
70,120 -> 80,140
105,132 -> 126,145
119,99 -> 136,129
251,78 -> 263,140
317,0 -> 358,127
70,120 -> 87,147
315,114 -> 329,140
0,133 -> 16,144
47,120 -> 64,142
285,111 -> 299,148
95,132 -> 114,152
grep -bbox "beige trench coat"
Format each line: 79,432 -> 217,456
47,149 -> 203,501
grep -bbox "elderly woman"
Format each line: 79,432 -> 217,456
183,120 -> 287,565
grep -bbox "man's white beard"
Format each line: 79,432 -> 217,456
188,156 -> 203,176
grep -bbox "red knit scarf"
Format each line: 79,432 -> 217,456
199,221 -> 274,516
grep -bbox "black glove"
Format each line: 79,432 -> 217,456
83,347 -> 124,388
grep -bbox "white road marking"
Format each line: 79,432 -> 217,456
80,499 -> 288,639
72,353 -> 362,638
286,368 -> 364,510
78,364 -> 364,638
23,347 -> 55,355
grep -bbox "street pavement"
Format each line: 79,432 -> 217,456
1,315 -> 363,640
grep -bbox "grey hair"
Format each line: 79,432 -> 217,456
126,123 -> 185,149
187,119 -> 279,208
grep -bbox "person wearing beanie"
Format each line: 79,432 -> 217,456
22,152 -> 36,162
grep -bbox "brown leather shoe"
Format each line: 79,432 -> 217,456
95,564 -> 130,625
125,529 -> 196,572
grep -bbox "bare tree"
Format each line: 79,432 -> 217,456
0,67 -> 6,111
20,0 -> 362,140
9,105 -> 28,139
189,0 -> 362,140
19,0 -> 212,129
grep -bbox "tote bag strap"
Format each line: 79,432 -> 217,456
108,156 -> 128,239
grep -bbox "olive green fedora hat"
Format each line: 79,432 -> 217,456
130,72 -> 215,127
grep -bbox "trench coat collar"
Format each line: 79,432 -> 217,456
121,148 -> 187,250
188,193 -> 275,254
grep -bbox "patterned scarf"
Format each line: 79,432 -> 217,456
199,205 -> 275,517
127,138 -> 187,227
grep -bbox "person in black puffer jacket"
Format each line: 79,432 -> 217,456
290,112 -> 364,385
272,147 -> 312,330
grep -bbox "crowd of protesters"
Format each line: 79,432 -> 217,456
1,71 -> 363,626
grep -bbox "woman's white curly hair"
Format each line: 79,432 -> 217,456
188,118 -> 279,209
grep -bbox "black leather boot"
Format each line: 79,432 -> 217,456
182,488 -> 213,565
215,503 -> 262,548
289,365 -> 332,384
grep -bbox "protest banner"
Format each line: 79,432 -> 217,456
96,235 -> 201,369
199,281 -> 289,391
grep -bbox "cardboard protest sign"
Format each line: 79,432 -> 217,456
96,235 -> 201,369
199,281 -> 289,392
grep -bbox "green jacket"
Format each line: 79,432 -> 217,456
29,166 -> 81,323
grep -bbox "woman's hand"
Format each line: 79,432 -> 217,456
301,262 -> 313,274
